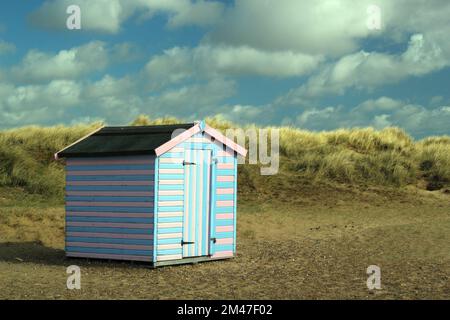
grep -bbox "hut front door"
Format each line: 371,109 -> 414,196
182,149 -> 212,258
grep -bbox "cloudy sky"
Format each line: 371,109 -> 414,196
0,0 -> 449,138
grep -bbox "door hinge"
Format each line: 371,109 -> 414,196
183,161 -> 196,166
181,240 -> 195,245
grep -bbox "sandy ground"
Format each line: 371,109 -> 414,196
0,187 -> 449,299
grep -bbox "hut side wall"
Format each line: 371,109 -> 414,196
154,132 -> 237,263
64,155 -> 155,262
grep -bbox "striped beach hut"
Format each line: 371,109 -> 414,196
55,121 -> 247,267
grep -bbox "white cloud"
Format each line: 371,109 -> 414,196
279,33 -> 450,104
145,45 -> 322,86
11,41 -> 109,83
29,0 -> 225,34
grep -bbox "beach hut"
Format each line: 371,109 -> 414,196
55,121 -> 247,267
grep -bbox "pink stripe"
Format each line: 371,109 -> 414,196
216,188 -> 234,195
66,252 -> 152,262
212,250 -> 234,258
216,213 -> 234,220
66,191 -> 154,196
217,150 -> 234,157
66,180 -> 153,186
217,175 -> 234,182
67,232 -> 153,239
66,201 -> 153,207
216,225 -> 233,232
66,242 -> 153,250
204,125 -> 247,157
155,123 -> 200,156
67,170 -> 154,176
67,212 -> 153,218
67,158 -> 154,166
217,163 -> 234,169
217,200 -> 234,207
66,221 -> 153,228
216,238 -> 233,245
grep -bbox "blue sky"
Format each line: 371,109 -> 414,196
0,0 -> 449,138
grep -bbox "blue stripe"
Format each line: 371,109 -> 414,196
66,164 -> 152,171
159,174 -> 184,180
158,227 -> 183,234
179,142 -> 215,149
214,244 -> 233,252
216,169 -> 234,176
66,206 -> 153,213
158,184 -> 184,190
158,195 -> 183,201
66,216 -> 153,223
216,194 -> 233,201
216,181 -> 234,188
215,219 -> 234,226
217,157 -> 234,163
157,249 -> 182,255
66,226 -> 150,234
158,216 -> 183,223
66,185 -> 153,191
67,175 -> 153,181
156,238 -> 182,245
66,237 -> 153,245
66,246 -> 152,256
159,163 -> 183,169
215,206 -> 234,213
158,206 -> 183,212
160,152 -> 184,158
215,231 -> 233,238
65,196 -> 154,202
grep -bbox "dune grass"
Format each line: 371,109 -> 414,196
0,115 -> 449,200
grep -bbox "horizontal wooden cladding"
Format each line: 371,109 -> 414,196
159,157 -> 183,164
216,225 -> 234,232
159,168 -> 183,174
67,170 -> 154,176
158,201 -> 183,207
66,156 -> 155,166
66,242 -> 153,250
212,251 -> 234,258
67,251 -> 153,262
66,181 -> 154,186
216,163 -> 235,170
158,243 -> 182,250
216,200 -> 234,207
217,175 -> 235,182
157,232 -> 182,239
158,190 -> 183,196
216,188 -> 234,195
66,191 -> 154,197
216,238 -> 233,245
67,212 -> 153,218
66,201 -> 153,207
66,221 -> 153,229
159,180 -> 184,185
67,232 -> 153,239
216,213 -> 234,220
156,254 -> 182,262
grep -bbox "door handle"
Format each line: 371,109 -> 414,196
181,240 -> 195,245
210,238 -> 217,243
183,161 -> 196,166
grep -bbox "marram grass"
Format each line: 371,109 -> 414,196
0,116 -> 448,199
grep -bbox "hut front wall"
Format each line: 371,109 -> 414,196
154,132 -> 237,263
64,155 -> 155,262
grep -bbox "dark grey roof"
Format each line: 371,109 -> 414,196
57,123 -> 195,158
